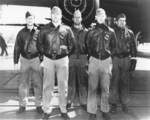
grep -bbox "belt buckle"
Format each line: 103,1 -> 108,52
120,55 -> 123,58
52,54 -> 56,60
77,54 -> 79,59
27,54 -> 30,59
98,53 -> 101,59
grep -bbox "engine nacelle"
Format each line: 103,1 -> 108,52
50,0 -> 100,27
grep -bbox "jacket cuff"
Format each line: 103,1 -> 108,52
131,57 -> 137,60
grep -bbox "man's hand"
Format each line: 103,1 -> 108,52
129,59 -> 137,71
60,45 -> 68,54
14,64 -> 19,71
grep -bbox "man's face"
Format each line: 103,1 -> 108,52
72,14 -> 82,25
51,12 -> 62,23
116,18 -> 126,28
95,13 -> 106,24
26,16 -> 35,26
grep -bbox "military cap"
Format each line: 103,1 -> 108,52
116,13 -> 126,20
51,6 -> 62,14
73,9 -> 82,17
25,11 -> 35,18
96,8 -> 106,15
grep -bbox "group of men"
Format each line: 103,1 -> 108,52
13,6 -> 137,120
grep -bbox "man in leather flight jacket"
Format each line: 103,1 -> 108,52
67,10 -> 88,111
109,14 -> 137,114
85,8 -> 117,120
37,6 -> 75,120
14,11 -> 43,114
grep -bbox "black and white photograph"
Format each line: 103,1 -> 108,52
0,0 -> 150,120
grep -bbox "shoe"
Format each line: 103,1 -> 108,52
102,112 -> 111,120
16,106 -> 26,114
81,104 -> 87,111
61,113 -> 70,120
122,105 -> 132,114
109,104 -> 117,114
43,113 -> 51,120
36,106 -> 43,114
88,113 -> 96,120
66,102 -> 72,109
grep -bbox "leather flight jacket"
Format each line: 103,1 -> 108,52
70,24 -> 88,59
37,22 -> 75,60
114,27 -> 137,58
14,26 -> 41,64
85,23 -> 117,60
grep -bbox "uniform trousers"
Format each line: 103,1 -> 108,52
42,56 -> 69,114
87,56 -> 112,114
110,56 -> 131,105
67,55 -> 88,105
1,46 -> 8,55
19,56 -> 42,107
